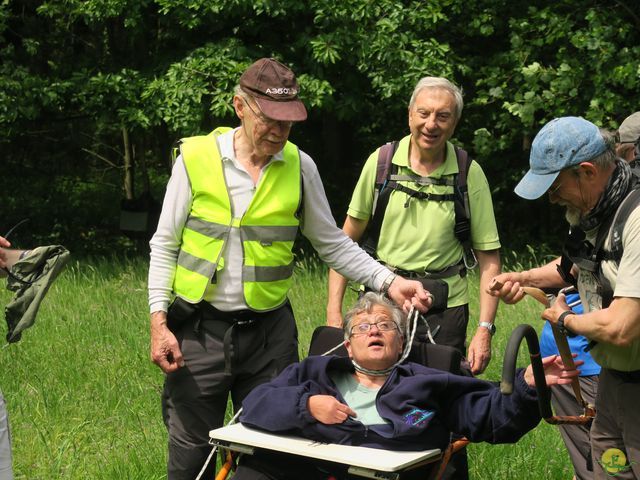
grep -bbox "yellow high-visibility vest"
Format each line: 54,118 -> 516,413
173,127 -> 301,311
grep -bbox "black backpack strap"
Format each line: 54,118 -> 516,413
602,186 -> 640,265
361,141 -> 399,256
595,186 -> 640,308
557,227 -> 585,287
453,147 -> 476,269
560,215 -> 614,277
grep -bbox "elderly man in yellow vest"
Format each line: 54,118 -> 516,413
148,58 -> 432,480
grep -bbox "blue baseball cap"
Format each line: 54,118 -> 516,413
514,117 -> 608,200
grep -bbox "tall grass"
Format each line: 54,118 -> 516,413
0,256 -> 575,479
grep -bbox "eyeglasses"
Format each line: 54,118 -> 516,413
241,97 -> 292,128
350,320 -> 398,336
548,181 -> 563,196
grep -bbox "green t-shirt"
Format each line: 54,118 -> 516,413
348,135 -> 501,307
329,371 -> 388,426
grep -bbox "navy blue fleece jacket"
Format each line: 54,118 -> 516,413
240,355 -> 542,451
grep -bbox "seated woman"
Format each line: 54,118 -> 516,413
236,292 -> 580,480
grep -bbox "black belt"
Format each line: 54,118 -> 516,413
198,302 -> 280,376
391,259 -> 466,280
198,302 -> 264,325
608,368 -> 640,383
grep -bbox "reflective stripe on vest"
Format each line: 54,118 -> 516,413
173,127 -> 301,310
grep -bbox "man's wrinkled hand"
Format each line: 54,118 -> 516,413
542,292 -> 570,326
487,273 -> 526,304
150,311 -> 184,373
387,277 -> 433,313
468,329 -> 492,375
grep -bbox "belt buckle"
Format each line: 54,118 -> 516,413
415,268 -> 429,279
236,319 -> 255,326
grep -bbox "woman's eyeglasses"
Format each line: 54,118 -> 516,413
350,320 -> 398,335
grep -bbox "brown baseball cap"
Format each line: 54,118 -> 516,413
619,112 -> 640,144
239,58 -> 308,122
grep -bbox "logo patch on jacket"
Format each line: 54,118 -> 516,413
404,408 -> 434,427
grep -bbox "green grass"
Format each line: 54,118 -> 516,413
0,256 -> 574,479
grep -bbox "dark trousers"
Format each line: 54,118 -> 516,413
415,305 -> 470,480
415,304 -> 469,356
591,368 -> 640,479
552,375 -> 598,479
162,302 -> 298,480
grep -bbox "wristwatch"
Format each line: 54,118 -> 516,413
557,310 -> 577,337
380,273 -> 397,295
479,321 -> 496,336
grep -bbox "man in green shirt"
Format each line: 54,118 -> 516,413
327,77 -> 501,377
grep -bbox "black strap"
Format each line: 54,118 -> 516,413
392,258 -> 467,280
557,227 -> 585,287
452,147 -> 473,264
384,182 -> 455,208
361,141 -> 399,256
602,186 -> 640,264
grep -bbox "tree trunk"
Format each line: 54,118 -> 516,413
138,136 -> 150,194
122,127 -> 134,200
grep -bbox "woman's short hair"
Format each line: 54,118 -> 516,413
343,292 -> 406,340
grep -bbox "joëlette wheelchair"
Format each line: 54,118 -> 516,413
210,321 -> 594,480
210,325 -> 469,480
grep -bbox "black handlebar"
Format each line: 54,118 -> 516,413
500,324 -> 552,420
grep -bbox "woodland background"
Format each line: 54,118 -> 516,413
2,0 -> 640,255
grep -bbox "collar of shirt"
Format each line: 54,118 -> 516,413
393,135 -> 460,178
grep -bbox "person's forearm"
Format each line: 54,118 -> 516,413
522,257 -> 568,289
327,269 -> 348,321
477,250 -> 500,324
151,310 -> 167,324
148,155 -> 191,313
148,243 -> 178,313
563,297 -> 640,347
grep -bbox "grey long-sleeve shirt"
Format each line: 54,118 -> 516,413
148,128 -> 391,313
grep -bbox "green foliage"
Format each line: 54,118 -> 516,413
1,0 -> 639,252
471,1 -> 640,157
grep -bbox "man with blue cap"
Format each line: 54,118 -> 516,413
488,117 -> 640,479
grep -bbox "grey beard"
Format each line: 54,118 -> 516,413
565,206 -> 582,226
